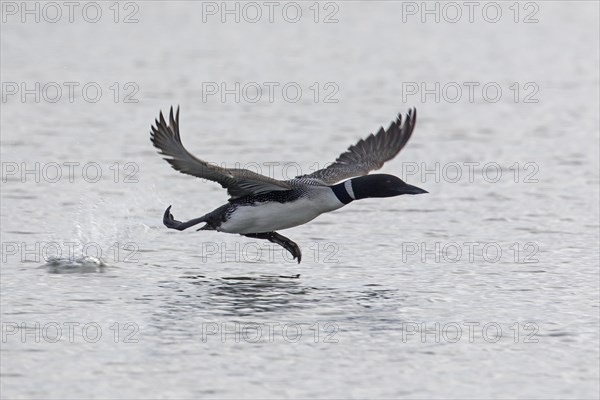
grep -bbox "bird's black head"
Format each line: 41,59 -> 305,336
350,174 -> 428,199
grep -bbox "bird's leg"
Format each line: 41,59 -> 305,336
243,232 -> 302,264
163,206 -> 206,231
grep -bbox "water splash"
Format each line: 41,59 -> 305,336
41,186 -> 164,271
42,255 -> 107,274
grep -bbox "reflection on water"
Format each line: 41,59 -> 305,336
156,273 -> 314,318
205,276 -> 311,316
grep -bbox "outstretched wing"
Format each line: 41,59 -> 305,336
150,107 -> 292,199
302,109 -> 417,185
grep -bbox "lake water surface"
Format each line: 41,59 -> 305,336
1,2 -> 599,399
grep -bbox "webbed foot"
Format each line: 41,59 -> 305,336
274,234 -> 302,263
163,206 -> 207,231
244,232 -> 302,264
163,205 -> 184,230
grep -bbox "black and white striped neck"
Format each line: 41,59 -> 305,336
332,180 -> 356,205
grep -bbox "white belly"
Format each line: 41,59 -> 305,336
218,191 -> 344,234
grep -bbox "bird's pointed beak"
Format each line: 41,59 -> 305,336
402,183 -> 428,195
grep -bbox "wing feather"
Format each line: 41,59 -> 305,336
150,107 -> 291,199
301,109 -> 417,185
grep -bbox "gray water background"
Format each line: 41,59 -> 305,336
1,2 -> 599,399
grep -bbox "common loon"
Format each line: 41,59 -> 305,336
150,107 -> 427,263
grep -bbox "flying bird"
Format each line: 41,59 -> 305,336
150,107 -> 427,263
